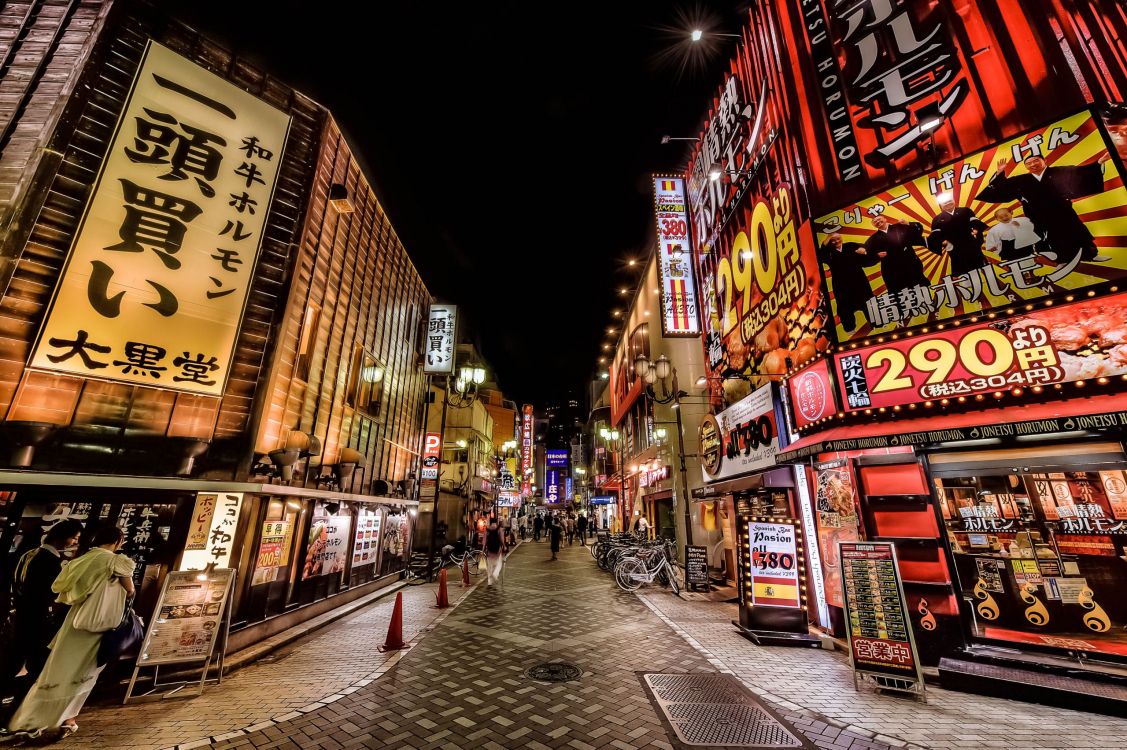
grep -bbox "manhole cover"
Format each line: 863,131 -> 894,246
642,674 -> 814,749
526,662 -> 581,682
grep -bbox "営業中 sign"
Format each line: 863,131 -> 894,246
30,42 -> 290,396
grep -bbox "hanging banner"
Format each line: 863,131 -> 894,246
545,470 -> 561,504
521,404 -> 533,496
839,541 -> 925,696
545,449 -> 569,468
835,293 -> 1127,412
816,109 -> 1127,343
29,42 -> 290,395
652,176 -> 700,336
178,492 -> 243,571
423,304 -> 457,374
184,492 -> 217,551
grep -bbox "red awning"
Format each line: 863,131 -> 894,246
777,392 -> 1127,463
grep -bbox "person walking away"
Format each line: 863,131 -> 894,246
564,514 -> 575,546
483,520 -> 506,586
548,515 -> 562,561
518,514 -> 527,541
576,513 -> 588,545
4,525 -> 135,741
533,513 -> 543,542
508,513 -> 519,546
2,520 -> 84,711
636,515 -> 651,539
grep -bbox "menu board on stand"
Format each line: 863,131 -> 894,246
685,545 -> 709,592
838,542 -> 926,700
124,568 -> 236,703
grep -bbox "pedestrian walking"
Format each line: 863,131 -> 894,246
507,513 -> 519,546
533,513 -> 543,541
2,520 -> 84,709
483,519 -> 506,586
518,514 -> 527,541
4,525 -> 135,741
634,515 -> 650,539
576,513 -> 588,545
565,514 -> 575,546
548,515 -> 562,561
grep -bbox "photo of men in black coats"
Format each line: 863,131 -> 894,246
976,152 -> 1112,264
927,195 -> 989,276
817,233 -> 875,334
865,215 -> 929,295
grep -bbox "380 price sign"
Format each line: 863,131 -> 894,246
834,318 -> 1075,412
751,549 -> 795,571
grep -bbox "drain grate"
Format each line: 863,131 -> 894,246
526,662 -> 581,683
643,674 -> 812,748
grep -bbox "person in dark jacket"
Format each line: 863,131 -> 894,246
865,216 -> 929,296
927,196 -> 990,276
4,520 -> 84,703
976,153 -> 1111,264
576,513 -> 588,545
533,514 -> 543,542
818,233 -> 876,333
548,515 -> 562,561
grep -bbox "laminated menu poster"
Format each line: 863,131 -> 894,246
138,569 -> 234,666
839,541 -> 923,691
352,514 -> 383,568
814,459 -> 860,609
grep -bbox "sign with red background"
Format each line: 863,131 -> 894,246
835,292 -> 1127,412
787,358 -> 837,430
652,177 -> 699,337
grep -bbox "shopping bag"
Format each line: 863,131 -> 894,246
478,554 -> 487,573
97,608 -> 144,666
72,578 -> 128,633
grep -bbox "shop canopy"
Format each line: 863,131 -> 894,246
776,392 -> 1127,464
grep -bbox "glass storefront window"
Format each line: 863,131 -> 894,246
380,510 -> 411,576
937,462 -> 1127,659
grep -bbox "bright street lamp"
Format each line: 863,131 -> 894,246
690,29 -> 741,43
690,29 -> 703,41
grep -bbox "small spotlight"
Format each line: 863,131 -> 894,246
691,29 -> 703,42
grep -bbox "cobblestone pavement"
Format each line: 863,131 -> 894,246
638,591 -> 1127,750
64,570 -> 476,750
55,541 -> 1127,750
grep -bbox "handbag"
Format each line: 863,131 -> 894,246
97,606 -> 144,666
72,577 -> 129,633
478,553 -> 487,573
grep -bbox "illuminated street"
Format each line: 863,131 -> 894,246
4,0 -> 1127,748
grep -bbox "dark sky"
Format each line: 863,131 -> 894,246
164,1 -> 742,408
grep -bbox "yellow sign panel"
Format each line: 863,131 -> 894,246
29,42 -> 291,395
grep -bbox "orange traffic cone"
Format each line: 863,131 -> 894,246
460,556 -> 471,587
378,591 -> 407,652
434,568 -> 450,609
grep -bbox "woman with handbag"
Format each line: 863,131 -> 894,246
4,525 -> 134,740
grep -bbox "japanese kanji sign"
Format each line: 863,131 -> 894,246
178,492 -> 243,571
652,177 -> 700,336
423,304 -> 457,374
30,42 -> 291,395
833,292 -> 1127,412
816,109 -> 1127,343
839,541 -> 924,693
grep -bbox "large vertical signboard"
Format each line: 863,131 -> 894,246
816,110 -> 1127,343
746,520 -> 801,609
421,432 -> 441,479
424,304 -> 457,374
784,0 -> 1127,207
521,404 -> 533,496
652,176 -> 699,336
29,42 -> 290,395
839,541 -> 925,697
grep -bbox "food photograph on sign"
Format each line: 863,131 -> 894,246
817,109 -> 1127,343
652,176 -> 700,337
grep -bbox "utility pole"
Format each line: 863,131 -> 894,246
426,377 -> 449,581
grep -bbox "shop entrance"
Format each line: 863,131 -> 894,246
652,492 -> 675,540
930,442 -> 1127,663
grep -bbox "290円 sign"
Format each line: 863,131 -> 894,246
29,42 -> 291,396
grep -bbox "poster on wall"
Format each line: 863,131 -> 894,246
835,292 -> 1127,411
816,109 -> 1127,343
252,519 -> 293,586
301,513 -> 350,579
351,513 -> 382,568
29,42 -> 290,395
746,520 -> 801,609
652,176 -> 700,336
813,460 -> 860,610
138,568 -> 234,666
698,188 -> 829,402
839,542 -> 925,696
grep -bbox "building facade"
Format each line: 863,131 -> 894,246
0,0 -> 432,651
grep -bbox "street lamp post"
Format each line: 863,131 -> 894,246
597,426 -> 626,530
633,353 -> 693,548
426,364 -> 486,579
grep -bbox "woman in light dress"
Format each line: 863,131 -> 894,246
4,525 -> 134,740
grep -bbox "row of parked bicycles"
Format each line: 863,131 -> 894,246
590,533 -> 684,594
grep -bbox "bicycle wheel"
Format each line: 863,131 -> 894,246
666,563 -> 682,595
616,558 -> 646,592
467,550 -> 482,576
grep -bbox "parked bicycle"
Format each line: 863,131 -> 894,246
614,539 -> 682,594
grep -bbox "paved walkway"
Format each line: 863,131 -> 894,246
46,540 -> 1127,749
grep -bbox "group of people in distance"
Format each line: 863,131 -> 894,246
821,152 -> 1113,332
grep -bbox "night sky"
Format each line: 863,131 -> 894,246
164,1 -> 744,407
